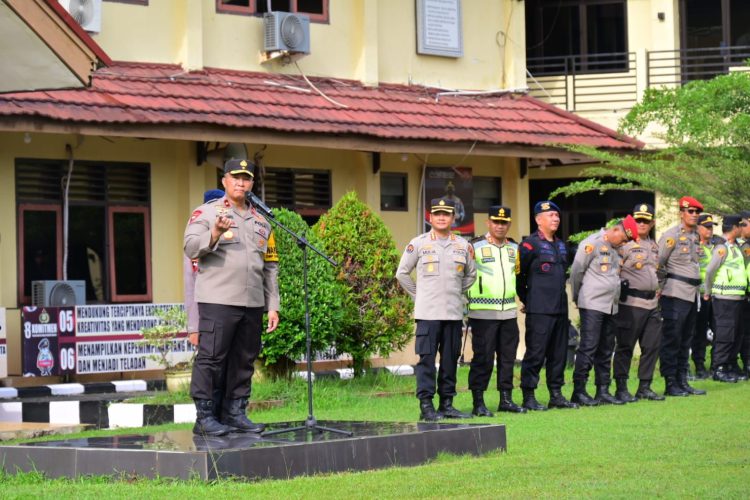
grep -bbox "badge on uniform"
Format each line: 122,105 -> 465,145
427,264 -> 435,273
584,244 -> 593,254
406,244 -> 414,254
635,262 -> 643,269
600,246 -> 608,253
666,238 -> 675,248
482,247 -> 493,258
601,264 -> 609,272
636,254 -> 644,259
679,236 -> 687,241
602,256 -> 609,263
745,248 -> 750,257
718,247 -> 726,256
457,264 -> 464,272
224,230 -> 234,240
189,209 -> 202,224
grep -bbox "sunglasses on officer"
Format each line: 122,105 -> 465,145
681,208 -> 701,215
634,218 -> 652,224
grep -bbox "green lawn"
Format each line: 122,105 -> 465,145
1,367 -> 748,498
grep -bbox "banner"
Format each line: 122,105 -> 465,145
424,166 -> 473,235
21,306 -> 74,377
0,308 -> 7,378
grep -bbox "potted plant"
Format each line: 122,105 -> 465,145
140,305 -> 195,393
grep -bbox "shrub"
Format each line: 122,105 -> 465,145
314,191 -> 413,375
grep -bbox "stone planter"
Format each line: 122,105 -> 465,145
164,370 -> 191,393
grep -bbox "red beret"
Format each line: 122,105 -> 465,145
678,196 -> 703,210
622,215 -> 639,242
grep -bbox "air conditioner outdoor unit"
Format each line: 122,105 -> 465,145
32,280 -> 86,307
58,0 -> 102,33
263,11 -> 310,54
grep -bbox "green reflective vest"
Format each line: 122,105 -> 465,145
468,238 -> 517,311
699,238 -> 720,292
712,244 -> 748,296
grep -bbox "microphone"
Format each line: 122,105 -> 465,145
246,191 -> 274,218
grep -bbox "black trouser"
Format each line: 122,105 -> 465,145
468,318 -> 520,392
520,313 -> 568,391
741,300 -> 750,370
414,320 -> 462,401
691,297 -> 712,371
711,297 -> 742,368
659,295 -> 697,378
191,303 -> 263,401
613,304 -> 662,381
573,308 -> 616,386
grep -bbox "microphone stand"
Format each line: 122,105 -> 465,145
250,196 -> 352,438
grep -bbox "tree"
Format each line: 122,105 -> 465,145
551,71 -> 750,214
259,208 -> 344,378
313,191 -> 413,375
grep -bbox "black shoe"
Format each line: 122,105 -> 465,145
712,366 -> 738,383
419,399 -> 444,421
547,390 -> 579,409
664,376 -> 689,396
570,380 -> 598,407
615,379 -> 637,403
634,380 -> 665,401
595,385 -> 626,405
693,368 -> 710,380
498,390 -> 527,413
221,399 -> 266,433
678,373 -> 707,396
521,389 -> 547,411
471,390 -> 495,417
193,399 -> 232,436
438,397 -> 473,419
732,367 -> 749,381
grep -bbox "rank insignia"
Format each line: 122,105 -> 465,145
406,244 -> 414,254
600,246 -> 608,253
584,244 -> 594,254
679,236 -> 687,241
666,238 -> 675,248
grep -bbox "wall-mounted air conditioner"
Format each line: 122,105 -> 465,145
264,11 -> 310,54
32,280 -> 86,307
59,0 -> 102,33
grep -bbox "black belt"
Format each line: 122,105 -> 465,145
626,288 -> 656,300
666,273 -> 701,286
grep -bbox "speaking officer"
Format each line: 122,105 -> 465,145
184,159 -> 280,436
517,201 -> 578,411
704,215 -> 747,382
692,213 -> 723,379
570,216 -> 637,406
657,196 -> 706,397
612,204 -> 664,402
467,206 -> 525,416
396,198 -> 477,421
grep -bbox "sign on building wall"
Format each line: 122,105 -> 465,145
416,0 -> 463,58
20,304 -> 193,376
424,166 -> 474,235
0,308 -> 7,378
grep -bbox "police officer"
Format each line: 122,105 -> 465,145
691,213 -> 723,379
396,198 -> 477,421
737,211 -> 750,379
613,204 -> 664,402
184,159 -> 280,436
517,201 -> 578,411
657,196 -> 706,397
704,215 -> 747,382
467,206 -> 525,416
570,216 -> 638,406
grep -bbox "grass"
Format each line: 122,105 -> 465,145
1,366 -> 749,498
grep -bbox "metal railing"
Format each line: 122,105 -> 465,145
526,52 -> 637,112
647,45 -> 750,88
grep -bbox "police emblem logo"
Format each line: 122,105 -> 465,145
718,247 -> 726,257
584,244 -> 594,254
541,202 -> 550,211
439,200 -> 446,206
666,238 -> 675,248
406,244 -> 414,254
498,208 -> 505,217
507,248 -> 516,258
682,200 -> 690,207
240,160 -> 247,167
640,204 -> 648,212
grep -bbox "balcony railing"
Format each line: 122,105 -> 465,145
526,52 -> 637,112
647,45 -> 750,88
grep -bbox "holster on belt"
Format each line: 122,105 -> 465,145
619,279 -> 630,303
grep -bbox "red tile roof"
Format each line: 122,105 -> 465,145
0,62 -> 641,150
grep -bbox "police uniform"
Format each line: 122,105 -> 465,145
396,198 -> 476,420
691,214 -> 723,378
613,204 -> 664,402
740,223 -> 750,378
657,196 -> 704,396
705,215 -> 748,382
570,217 -> 637,406
517,201 -> 574,411
184,159 -> 280,435
466,206 -> 524,415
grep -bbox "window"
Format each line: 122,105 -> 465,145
259,167 -> 331,224
526,0 -> 628,75
380,173 -> 408,211
216,0 -> 328,22
472,177 -> 501,213
16,160 -> 151,305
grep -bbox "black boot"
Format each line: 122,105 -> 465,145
731,365 -> 749,381
693,365 -> 710,380
193,399 -> 231,436
570,380 -> 598,407
712,365 -> 738,383
615,378 -> 637,403
221,398 -> 266,433
498,389 -> 527,413
595,384 -> 626,405
472,390 -> 494,417
548,389 -> 579,409
634,380 -> 665,401
678,372 -> 706,396
664,376 -> 689,396
521,388 -> 547,411
438,397 -> 473,419
419,399 -> 443,421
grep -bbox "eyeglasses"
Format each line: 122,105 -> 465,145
682,208 -> 701,215
634,219 -> 651,224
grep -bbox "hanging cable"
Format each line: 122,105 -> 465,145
294,60 -> 349,108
